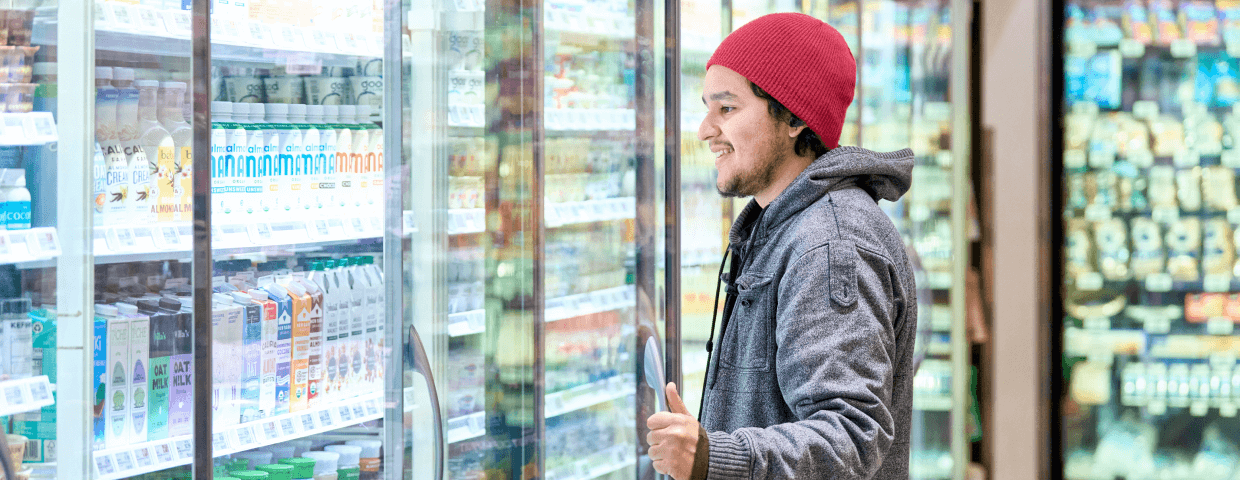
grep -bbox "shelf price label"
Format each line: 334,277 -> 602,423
1171,39 -> 1197,58
319,409 -> 335,427
248,223 -> 273,244
136,7 -> 165,37
115,450 -> 136,472
134,446 -> 154,468
1205,274 -> 1232,293
1223,402 -> 1239,418
95,454 -> 117,476
1208,317 -> 1235,335
175,439 -> 194,459
1145,273 -> 1174,292
154,443 -> 174,463
366,399 -> 380,416
339,405 -> 354,422
235,426 -> 257,447
351,217 -> 366,235
212,431 -> 232,452
280,417 -> 297,437
262,420 -> 280,442
112,4 -> 139,30
352,404 -> 366,419
1119,39 -> 1145,57
1075,272 -> 1104,291
300,413 -> 317,431
248,21 -> 271,44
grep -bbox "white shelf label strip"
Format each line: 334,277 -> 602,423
0,376 -> 54,417
92,392 -> 383,480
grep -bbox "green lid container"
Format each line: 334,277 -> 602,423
278,457 -> 317,479
229,472 -> 270,480
255,463 -> 295,480
337,466 -> 361,480
229,460 -> 251,471
216,477 -> 242,480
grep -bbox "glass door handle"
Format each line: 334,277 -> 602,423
406,324 -> 444,480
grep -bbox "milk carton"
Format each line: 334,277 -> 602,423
261,279 -> 293,415
279,276 -> 312,412
100,304 -> 130,443
116,303 -> 149,443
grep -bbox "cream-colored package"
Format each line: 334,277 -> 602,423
1095,219 -> 1131,281
1067,218 -> 1097,278
1176,168 -> 1202,212
1130,218 -> 1166,279
1203,166 -> 1238,211
1203,219 -> 1235,276
1166,218 -> 1202,281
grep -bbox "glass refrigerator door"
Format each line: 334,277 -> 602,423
1058,0 -> 1240,478
678,0 -> 972,477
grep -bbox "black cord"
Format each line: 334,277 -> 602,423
698,247 -> 730,416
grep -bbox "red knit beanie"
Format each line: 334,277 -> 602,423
707,13 -> 856,149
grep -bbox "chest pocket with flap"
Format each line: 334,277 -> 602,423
720,272 -> 776,373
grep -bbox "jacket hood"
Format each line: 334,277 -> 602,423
729,146 -> 914,246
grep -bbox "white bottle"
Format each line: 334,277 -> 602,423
259,104 -> 282,220
114,68 -> 152,225
283,105 -> 308,218
244,104 -> 269,219
138,80 -> 177,223
303,105 -> 326,213
2,169 -> 31,230
210,101 -> 233,222
319,105 -> 340,215
230,103 -> 256,218
267,104 -> 296,218
349,106 -> 370,212
334,105 -> 356,214
342,258 -> 365,395
288,104 -> 314,216
160,82 -> 193,222
358,105 -> 383,212
97,67 -> 129,226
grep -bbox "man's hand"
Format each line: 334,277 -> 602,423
647,383 -> 700,480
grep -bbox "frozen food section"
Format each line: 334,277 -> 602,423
1055,0 -> 1240,478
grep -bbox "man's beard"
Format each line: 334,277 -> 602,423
717,153 -> 780,198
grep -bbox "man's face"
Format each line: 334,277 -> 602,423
698,65 -> 799,199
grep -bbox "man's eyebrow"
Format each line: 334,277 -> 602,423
703,91 -> 738,103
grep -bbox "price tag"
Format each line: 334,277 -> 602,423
1064,149 -> 1087,169
134,446 -> 153,467
1152,207 -> 1180,224
342,33 -> 362,52
1175,149 -> 1200,168
352,404 -> 366,419
351,217 -> 365,234
1076,272 -> 1104,291
1223,402 -> 1239,417
1205,274 -> 1232,292
319,409 -> 334,427
154,443 -> 174,463
1069,39 -> 1097,56
111,227 -> 135,251
160,225 -> 181,248
248,223 -> 273,244
112,4 -> 139,29
300,413 -> 316,431
1119,39 -> 1145,57
4,384 -> 22,404
0,233 -> 10,257
280,418 -> 297,436
248,21 -> 270,44
369,217 -> 382,232
309,219 -> 330,238
275,24 -> 302,49
1146,273 -> 1174,292
366,400 -> 379,416
1171,39 -> 1197,58
94,455 -> 117,476
306,29 -> 333,52
115,450 -> 135,471
1144,315 -> 1172,334
1209,317 -> 1235,335
212,431 -> 231,452
339,405 -> 353,422
176,439 -> 194,459
235,426 -> 256,446
262,421 -> 280,442
1084,204 -> 1112,221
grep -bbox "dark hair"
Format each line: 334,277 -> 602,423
749,82 -> 830,158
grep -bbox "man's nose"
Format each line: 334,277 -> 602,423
698,115 -> 717,142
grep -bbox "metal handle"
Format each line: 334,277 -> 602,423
406,324 -> 443,480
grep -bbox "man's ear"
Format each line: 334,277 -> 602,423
787,122 -> 807,139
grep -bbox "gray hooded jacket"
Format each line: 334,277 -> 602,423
699,146 -> 918,480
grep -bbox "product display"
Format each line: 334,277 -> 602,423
1058,1 -> 1240,477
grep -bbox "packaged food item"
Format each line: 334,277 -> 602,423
1125,0 -> 1155,43
1067,218 -> 1098,278
1150,0 -> 1184,44
1132,218 -> 1167,279
1186,292 -> 1229,321
1203,166 -> 1237,211
1096,219 -> 1132,280
1203,219 -> 1235,276
1180,0 -> 1221,44
1175,168 -> 1202,212
1147,165 -> 1178,209
1150,116 -> 1186,155
1221,0 -> 1240,46
1166,217 -> 1202,281
306,76 -> 349,106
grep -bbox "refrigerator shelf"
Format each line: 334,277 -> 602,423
447,410 -> 486,444
545,444 -> 635,480
90,392 -> 384,480
0,227 -> 61,267
545,109 -> 636,132
36,12 -> 381,65
545,197 -> 636,228
0,112 -> 57,146
0,375 -> 53,417
545,285 -> 635,322
543,8 -> 634,42
545,374 -> 633,418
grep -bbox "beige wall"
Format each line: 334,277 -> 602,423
981,0 -> 1048,477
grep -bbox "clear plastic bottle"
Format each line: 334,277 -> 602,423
211,101 -> 234,221
243,103 -> 269,218
263,103 -> 288,218
300,451 -> 339,480
96,67 -> 128,226
159,81 -> 193,222
357,106 -> 382,211
334,105 -> 356,213
137,80 -> 176,223
271,104 -> 303,216
288,104 -> 314,215
232,103 -> 260,218
318,106 -> 339,215
348,107 -> 369,211
304,105 -> 327,213
322,445 -> 361,480
3,169 -> 31,230
114,68 -> 151,225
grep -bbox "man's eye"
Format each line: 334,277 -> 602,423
720,106 -> 734,114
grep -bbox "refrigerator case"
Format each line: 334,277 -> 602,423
1057,0 -> 1240,478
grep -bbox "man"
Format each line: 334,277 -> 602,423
646,12 -> 918,480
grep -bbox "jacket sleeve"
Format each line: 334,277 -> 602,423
705,241 -> 899,480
